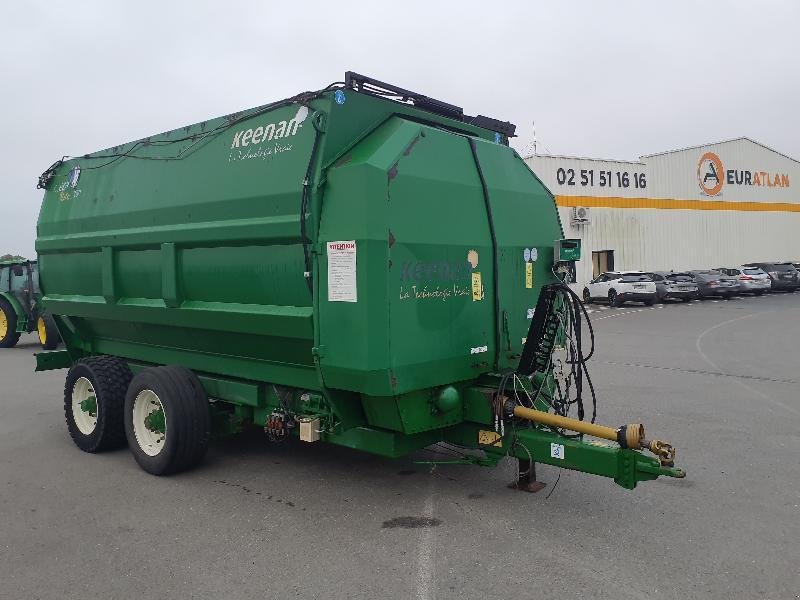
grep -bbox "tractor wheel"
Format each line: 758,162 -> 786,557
0,297 -> 21,348
124,365 -> 211,476
37,314 -> 60,350
64,356 -> 133,452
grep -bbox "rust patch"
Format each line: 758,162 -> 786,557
334,153 -> 353,168
388,230 -> 396,248
403,133 -> 422,156
388,164 -> 398,182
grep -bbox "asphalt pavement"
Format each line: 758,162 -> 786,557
1,293 -> 798,599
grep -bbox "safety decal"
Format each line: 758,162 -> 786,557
471,272 -> 483,301
550,443 -> 565,460
327,241 -> 357,302
478,430 -> 502,447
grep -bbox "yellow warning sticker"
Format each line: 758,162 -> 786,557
525,262 -> 534,289
478,430 -> 502,447
471,272 -> 482,301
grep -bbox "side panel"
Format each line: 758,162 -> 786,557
470,140 -> 564,370
37,102 -> 322,388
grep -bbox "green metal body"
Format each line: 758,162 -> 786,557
36,82 -> 678,488
0,259 -> 41,333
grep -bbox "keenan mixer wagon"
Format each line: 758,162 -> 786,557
35,72 -> 684,490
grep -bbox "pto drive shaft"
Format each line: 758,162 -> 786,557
509,404 -> 679,468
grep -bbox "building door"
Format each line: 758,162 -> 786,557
592,250 -> 614,279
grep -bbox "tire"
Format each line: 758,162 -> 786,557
682,297 -> 692,302
608,289 -> 620,307
582,288 -> 592,303
64,356 -> 133,452
124,365 -> 211,476
754,291 -> 765,296
644,298 -> 655,306
0,297 -> 21,348
37,314 -> 60,350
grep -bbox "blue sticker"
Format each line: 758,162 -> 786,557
334,90 -> 346,105
494,132 -> 502,144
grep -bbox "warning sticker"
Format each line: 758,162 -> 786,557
471,272 -> 483,301
525,262 -> 534,288
327,241 -> 357,302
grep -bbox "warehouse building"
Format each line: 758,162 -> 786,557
525,138 -> 799,285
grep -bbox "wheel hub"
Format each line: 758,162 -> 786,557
144,408 -> 165,434
133,390 -> 167,456
0,311 -> 7,339
71,377 -> 98,435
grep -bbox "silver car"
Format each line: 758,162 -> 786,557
715,267 -> 771,296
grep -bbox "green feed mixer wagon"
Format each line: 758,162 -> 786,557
0,258 -> 60,350
34,72 -> 684,490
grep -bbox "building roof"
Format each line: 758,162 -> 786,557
523,152 -> 642,166
640,136 -> 800,165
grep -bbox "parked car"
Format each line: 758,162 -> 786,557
688,270 -> 740,299
742,262 -> 800,292
714,266 -> 771,295
583,271 -> 657,307
648,272 -> 699,302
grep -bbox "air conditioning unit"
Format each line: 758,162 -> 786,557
571,206 -> 591,225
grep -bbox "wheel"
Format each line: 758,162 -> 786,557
124,365 -> 211,475
582,288 -> 592,303
644,298 -> 655,306
754,291 -> 765,296
0,297 -> 21,348
64,356 -> 133,452
37,314 -> 60,350
608,289 -> 621,307
682,297 -> 692,302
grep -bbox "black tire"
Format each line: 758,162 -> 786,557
582,288 -> 592,303
37,314 -> 60,350
608,289 -> 621,307
64,356 -> 133,452
0,297 -> 21,348
124,365 -> 211,476
754,291 -> 765,296
682,297 -> 692,302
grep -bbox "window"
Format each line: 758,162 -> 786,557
592,250 -> 614,279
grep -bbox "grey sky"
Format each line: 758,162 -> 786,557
2,1 -> 797,257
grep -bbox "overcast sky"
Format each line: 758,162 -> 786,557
1,1 -> 797,257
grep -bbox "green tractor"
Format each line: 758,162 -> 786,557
0,258 -> 60,349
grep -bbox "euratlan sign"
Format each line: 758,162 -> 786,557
697,151 -> 790,197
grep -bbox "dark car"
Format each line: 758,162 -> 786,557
649,272 -> 699,302
688,270 -> 740,299
742,262 -> 800,292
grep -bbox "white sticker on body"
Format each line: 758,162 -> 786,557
550,443 -> 565,460
530,247 -> 538,262
470,345 -> 488,355
327,241 -> 357,302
